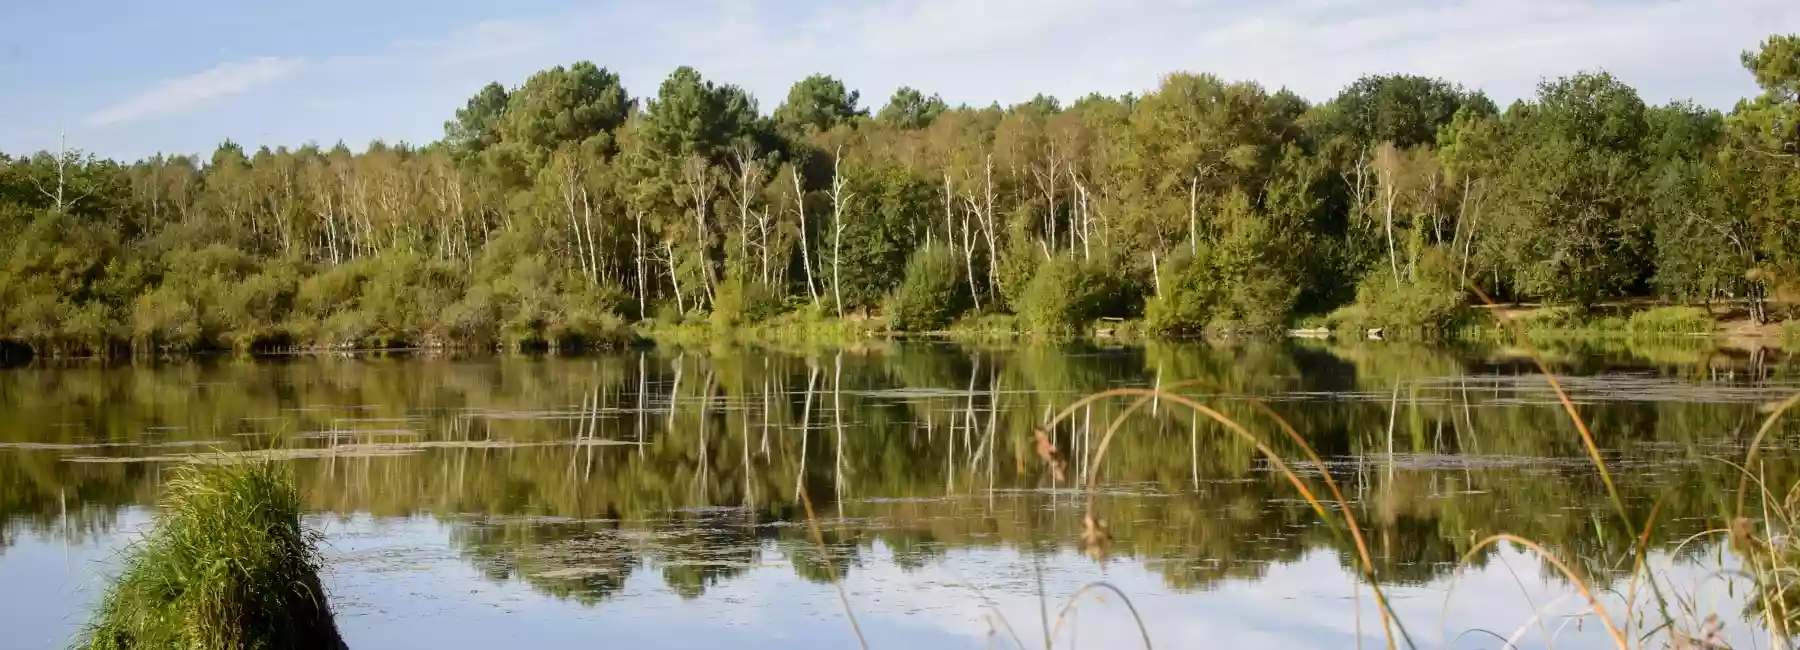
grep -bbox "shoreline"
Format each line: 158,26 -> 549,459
2,315 -> 1790,366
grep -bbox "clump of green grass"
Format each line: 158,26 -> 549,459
79,462 -> 344,650
1624,305 -> 1715,334
1458,304 -> 1719,343
944,313 -> 1022,340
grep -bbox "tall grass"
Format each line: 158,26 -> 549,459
78,462 -> 344,650
1624,305 -> 1716,334
1459,304 -> 1718,342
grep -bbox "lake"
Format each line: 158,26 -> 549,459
2,341 -> 1795,649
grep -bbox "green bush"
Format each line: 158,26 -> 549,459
319,310 -> 381,348
1144,253 -> 1220,337
1512,306 -> 1588,330
221,267 -> 298,351
1017,258 -> 1141,335
994,240 -> 1041,313
651,300 -> 685,324
144,245 -> 270,348
289,253 -> 466,348
132,288 -> 201,352
293,261 -> 371,345
547,309 -> 636,351
1463,304 -> 1714,340
711,278 -> 785,329
360,253 -> 466,346
63,301 -> 124,355
885,246 -> 972,332
1215,271 -> 1303,333
440,286 -> 501,348
1331,251 -> 1467,338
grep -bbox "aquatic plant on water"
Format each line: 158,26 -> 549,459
78,462 -> 344,650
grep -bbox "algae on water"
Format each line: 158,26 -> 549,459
78,462 -> 345,650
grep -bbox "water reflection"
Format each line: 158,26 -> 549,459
1,342 -> 1797,648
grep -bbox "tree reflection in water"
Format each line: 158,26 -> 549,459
0,341 -> 1795,610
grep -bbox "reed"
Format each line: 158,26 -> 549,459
908,286 -> 1800,649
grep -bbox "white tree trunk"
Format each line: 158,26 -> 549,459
1383,182 -> 1400,286
580,186 -> 600,284
829,148 -> 849,318
665,242 -> 685,314
633,209 -> 647,318
793,168 -> 821,308
683,157 -> 718,307
980,156 -> 1000,304
1188,174 -> 1199,257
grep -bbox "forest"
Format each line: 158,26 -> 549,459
3,35 -> 1799,356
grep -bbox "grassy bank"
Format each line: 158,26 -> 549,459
635,308 -> 881,351
1457,304 -> 1717,339
79,463 -> 343,650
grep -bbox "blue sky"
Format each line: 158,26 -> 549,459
4,0 -> 1798,160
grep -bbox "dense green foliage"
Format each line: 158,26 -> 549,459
1017,257 -> 1140,334
1144,253 -> 1218,336
1331,250 -> 1469,337
80,463 -> 342,650
6,36 -> 1800,355
885,246 -> 971,332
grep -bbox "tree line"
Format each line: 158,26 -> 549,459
4,36 -> 1800,355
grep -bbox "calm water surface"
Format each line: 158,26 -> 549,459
2,342 -> 1796,649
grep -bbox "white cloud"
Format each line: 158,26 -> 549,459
759,0 -> 1800,110
85,57 -> 305,126
373,0 -> 1789,121
37,0 -> 1800,159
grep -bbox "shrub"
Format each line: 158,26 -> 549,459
440,286 -> 501,348
1215,271 -> 1303,333
1018,258 -> 1141,335
1144,253 -> 1220,337
291,252 -> 465,349
149,245 -> 267,347
293,261 -> 371,345
652,300 -> 685,324
320,310 -> 381,348
221,268 -> 298,350
886,246 -> 972,332
1512,305 -> 1588,330
63,301 -> 124,355
711,279 -> 785,330
548,309 -> 636,351
79,463 -> 345,650
994,240 -> 1041,313
359,253 -> 466,346
132,288 -> 201,352
1332,251 -> 1467,338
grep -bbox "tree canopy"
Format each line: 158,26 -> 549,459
5,37 -> 1800,355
